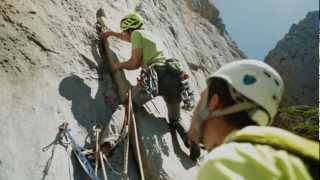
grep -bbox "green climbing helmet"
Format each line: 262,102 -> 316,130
120,12 -> 144,31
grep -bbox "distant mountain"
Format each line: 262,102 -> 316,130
265,11 -> 319,106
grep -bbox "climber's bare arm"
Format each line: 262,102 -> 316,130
100,31 -> 130,42
114,48 -> 142,70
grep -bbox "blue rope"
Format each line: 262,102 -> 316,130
64,128 -> 101,180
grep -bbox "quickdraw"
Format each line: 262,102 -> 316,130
138,67 -> 159,98
180,72 -> 195,111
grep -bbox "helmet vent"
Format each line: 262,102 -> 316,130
243,74 -> 257,85
131,21 -> 139,26
263,71 -> 271,78
274,79 -> 280,86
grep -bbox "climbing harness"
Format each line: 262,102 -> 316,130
138,67 -> 159,98
138,62 -> 195,111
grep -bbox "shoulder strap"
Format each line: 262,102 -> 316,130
227,126 -> 319,161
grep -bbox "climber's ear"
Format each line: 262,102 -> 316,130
208,94 -> 222,112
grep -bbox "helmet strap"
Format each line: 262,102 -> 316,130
208,102 -> 258,118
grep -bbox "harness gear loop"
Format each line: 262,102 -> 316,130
138,67 -> 159,98
140,59 -> 195,111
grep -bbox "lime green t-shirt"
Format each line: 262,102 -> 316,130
197,143 -> 312,180
131,30 -> 166,66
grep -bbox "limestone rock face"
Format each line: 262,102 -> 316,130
265,11 -> 319,106
0,0 -> 244,180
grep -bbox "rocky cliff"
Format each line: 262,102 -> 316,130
0,0 -> 245,180
265,11 -> 319,106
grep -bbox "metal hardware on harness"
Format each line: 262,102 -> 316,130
138,67 -> 158,98
181,79 -> 195,111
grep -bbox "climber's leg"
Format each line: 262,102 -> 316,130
166,101 -> 201,161
100,105 -> 126,157
131,83 -> 153,112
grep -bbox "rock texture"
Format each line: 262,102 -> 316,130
265,11 -> 319,106
0,0 -> 245,180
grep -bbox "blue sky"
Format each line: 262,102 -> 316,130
213,0 -> 318,60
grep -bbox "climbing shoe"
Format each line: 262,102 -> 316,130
189,141 -> 200,161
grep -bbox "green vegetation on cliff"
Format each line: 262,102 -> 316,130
272,105 -> 319,140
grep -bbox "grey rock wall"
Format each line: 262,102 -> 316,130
0,0 -> 245,179
265,11 -> 319,106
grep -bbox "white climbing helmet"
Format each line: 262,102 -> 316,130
207,59 -> 284,126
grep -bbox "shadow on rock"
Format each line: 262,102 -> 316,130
59,75 -> 108,133
57,37 -> 123,179
169,128 -> 196,169
136,110 -> 195,179
59,75 -> 111,179
70,153 -> 91,180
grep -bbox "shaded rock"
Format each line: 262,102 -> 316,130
265,11 -> 319,106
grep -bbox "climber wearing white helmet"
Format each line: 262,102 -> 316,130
100,12 -> 200,160
187,59 -> 319,179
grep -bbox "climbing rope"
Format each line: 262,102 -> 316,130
128,89 -> 145,180
122,90 -> 131,180
121,89 -> 146,180
93,126 -> 108,180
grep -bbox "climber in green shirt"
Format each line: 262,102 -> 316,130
187,60 -> 319,180
100,12 -> 200,160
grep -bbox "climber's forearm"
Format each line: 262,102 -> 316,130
101,31 -> 129,42
116,60 -> 140,70
113,48 -> 142,70
109,31 -> 129,41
